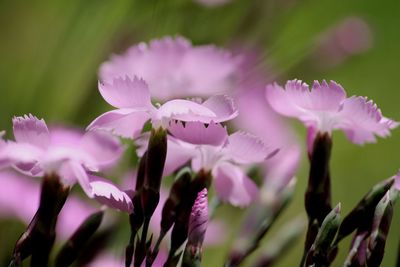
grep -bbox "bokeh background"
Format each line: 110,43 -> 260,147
0,0 -> 399,266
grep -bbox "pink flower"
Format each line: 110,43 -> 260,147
234,87 -> 301,191
266,79 -> 398,151
0,170 -> 98,239
314,17 -> 373,68
0,115 -> 132,212
88,76 -> 237,139
162,122 -> 276,206
99,36 -> 241,101
194,0 -> 231,7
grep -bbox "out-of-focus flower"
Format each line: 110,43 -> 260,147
194,0 -> 231,7
314,17 -> 373,68
88,76 -> 237,139
228,45 -> 301,192
162,122 -> 276,206
0,170 -> 98,239
234,87 -> 301,191
266,79 -> 398,152
0,115 -> 132,212
100,36 -> 241,101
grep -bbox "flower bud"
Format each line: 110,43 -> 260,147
344,230 -> 368,267
55,211 -> 103,267
306,203 -> 341,266
188,188 -> 209,247
366,190 -> 397,267
167,170 -> 211,265
182,189 -> 208,267
335,177 -> 394,244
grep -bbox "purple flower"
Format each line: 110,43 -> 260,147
99,36 -> 241,101
88,76 -> 238,139
0,115 -> 132,212
266,79 -> 398,151
162,122 -> 277,206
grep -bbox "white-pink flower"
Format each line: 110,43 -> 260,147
162,122 -> 277,207
100,36 -> 241,101
87,76 -> 238,139
266,79 -> 398,150
0,115 -> 132,212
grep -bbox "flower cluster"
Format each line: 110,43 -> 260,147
0,36 -> 399,267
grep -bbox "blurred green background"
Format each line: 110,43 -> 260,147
0,0 -> 399,266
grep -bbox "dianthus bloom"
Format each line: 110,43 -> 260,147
0,115 -> 132,212
88,76 -> 238,139
266,79 -> 398,151
99,36 -> 241,100
161,122 -> 277,206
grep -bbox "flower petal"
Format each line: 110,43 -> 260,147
0,142 -> 43,172
87,109 -> 150,139
81,130 -> 123,168
337,96 -> 398,144
89,175 -> 133,213
224,131 -> 276,164
100,36 -> 191,100
164,136 -> 196,176
0,170 -> 39,222
181,46 -> 240,96
157,99 -> 216,123
168,121 -> 228,146
266,80 -> 346,126
99,76 -> 152,109
201,95 -> 239,122
213,162 -> 259,207
59,161 -> 93,198
12,114 -> 50,149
